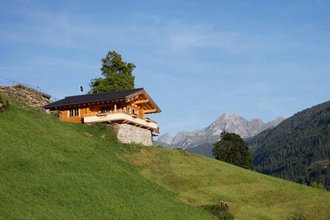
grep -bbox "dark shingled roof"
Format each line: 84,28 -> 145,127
44,88 -> 149,110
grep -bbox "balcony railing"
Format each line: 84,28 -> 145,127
83,111 -> 159,135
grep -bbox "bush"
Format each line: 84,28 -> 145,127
212,201 -> 234,220
310,181 -> 326,190
92,122 -> 108,131
50,110 -> 59,118
0,92 -> 9,112
289,212 -> 307,220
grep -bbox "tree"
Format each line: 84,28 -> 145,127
213,131 -> 253,169
89,51 -> 136,93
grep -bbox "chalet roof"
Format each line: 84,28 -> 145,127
44,88 -> 161,113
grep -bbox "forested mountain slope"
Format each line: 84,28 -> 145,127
247,100 -> 330,190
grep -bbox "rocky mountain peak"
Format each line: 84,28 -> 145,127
156,133 -> 173,145
219,113 -> 242,120
157,113 -> 284,150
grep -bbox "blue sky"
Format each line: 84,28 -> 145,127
1,0 -> 330,136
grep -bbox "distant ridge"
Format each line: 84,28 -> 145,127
157,113 -> 284,157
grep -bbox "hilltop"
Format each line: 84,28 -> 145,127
0,84 -> 51,109
1,93 -> 330,219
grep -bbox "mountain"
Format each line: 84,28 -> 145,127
158,113 -> 284,156
156,133 -> 173,146
247,100 -> 330,190
1,93 -> 330,219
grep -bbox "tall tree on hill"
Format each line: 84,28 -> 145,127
89,51 -> 136,93
213,131 -> 253,169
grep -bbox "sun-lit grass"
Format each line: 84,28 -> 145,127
0,96 -> 212,220
123,146 -> 330,220
2,94 -> 330,220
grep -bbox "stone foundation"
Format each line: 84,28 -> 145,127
113,123 -> 153,146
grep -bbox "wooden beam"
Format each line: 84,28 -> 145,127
144,109 -> 157,113
133,99 -> 149,105
130,104 -> 141,108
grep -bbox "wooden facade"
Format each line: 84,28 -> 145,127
44,88 -> 161,136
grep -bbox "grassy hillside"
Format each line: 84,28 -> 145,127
124,147 -> 330,219
0,96 -> 211,220
1,94 -> 330,220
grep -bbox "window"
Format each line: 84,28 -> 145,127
69,109 -> 79,117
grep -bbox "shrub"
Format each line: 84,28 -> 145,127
0,92 -> 9,112
212,201 -> 234,220
50,110 -> 59,117
310,181 -> 326,190
92,122 -> 108,131
289,212 -> 307,220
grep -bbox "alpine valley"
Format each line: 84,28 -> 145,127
157,113 -> 284,157
158,100 -> 330,190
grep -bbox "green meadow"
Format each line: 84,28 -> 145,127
1,95 -> 329,219
124,147 -> 330,219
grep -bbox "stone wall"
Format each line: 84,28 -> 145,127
114,123 -> 153,146
0,84 -> 51,109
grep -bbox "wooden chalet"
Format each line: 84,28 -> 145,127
44,88 -> 161,136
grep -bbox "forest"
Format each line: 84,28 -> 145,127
247,101 -> 330,190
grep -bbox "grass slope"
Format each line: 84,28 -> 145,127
1,95 -> 330,220
0,96 -> 211,220
124,147 -> 330,219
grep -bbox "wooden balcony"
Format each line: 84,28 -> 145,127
83,111 -> 160,136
